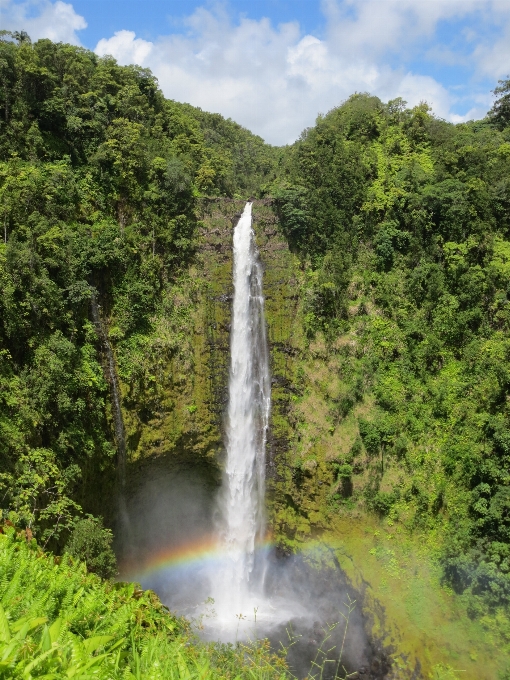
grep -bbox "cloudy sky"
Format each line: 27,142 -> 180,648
1,0 -> 509,144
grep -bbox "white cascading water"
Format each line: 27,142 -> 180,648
214,201 -> 271,627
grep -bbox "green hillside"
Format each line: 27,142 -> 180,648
0,31 -> 277,550
271,92 -> 510,608
268,91 -> 510,676
2,29 -> 510,678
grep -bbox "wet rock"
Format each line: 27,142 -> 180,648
271,374 -> 301,394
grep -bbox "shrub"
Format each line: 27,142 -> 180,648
358,418 -> 380,456
371,491 -> 398,516
65,515 -> 117,579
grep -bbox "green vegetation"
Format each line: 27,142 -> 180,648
2,27 -> 510,678
489,77 -> 510,130
269,91 -> 510,645
0,31 -> 276,549
0,523 -> 287,678
65,515 -> 117,579
0,31 -> 285,677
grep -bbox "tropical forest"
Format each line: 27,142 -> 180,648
1,29 -> 510,679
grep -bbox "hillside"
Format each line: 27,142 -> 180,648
271,93 -> 510,607
1,30 -> 510,678
267,92 -> 510,677
0,32 -> 277,549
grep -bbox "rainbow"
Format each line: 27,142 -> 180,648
120,535 -> 273,581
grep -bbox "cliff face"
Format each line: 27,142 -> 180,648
120,199 -> 238,472
100,199 -> 241,529
103,198 -> 370,560
102,199 -> 391,544
106,198 -> 318,541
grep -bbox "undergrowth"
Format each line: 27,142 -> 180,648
0,524 -> 289,679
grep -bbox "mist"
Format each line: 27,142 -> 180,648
115,461 -> 388,679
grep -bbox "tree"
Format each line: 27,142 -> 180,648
489,77 -> 510,130
65,515 -> 117,579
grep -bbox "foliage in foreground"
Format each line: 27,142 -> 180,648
0,525 -> 288,679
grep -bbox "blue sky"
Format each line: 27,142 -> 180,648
68,1 -> 327,47
1,0 -> 509,144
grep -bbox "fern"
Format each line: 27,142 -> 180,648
0,526 -> 289,679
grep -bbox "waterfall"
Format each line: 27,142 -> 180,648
119,202 -> 365,674
215,201 -> 271,621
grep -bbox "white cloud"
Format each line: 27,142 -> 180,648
0,0 -> 86,45
96,30 -> 153,65
449,108 -> 482,123
473,27 -> 510,80
4,0 -> 510,144
322,0 -> 485,60
93,3 -> 477,144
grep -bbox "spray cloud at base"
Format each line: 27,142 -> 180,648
117,482 -> 379,677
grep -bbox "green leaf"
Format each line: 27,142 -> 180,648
14,616 -> 47,640
81,634 -> 114,655
0,604 -> 11,643
49,618 -> 63,645
23,647 -> 58,677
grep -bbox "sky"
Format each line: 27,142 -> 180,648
1,0 -> 509,145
